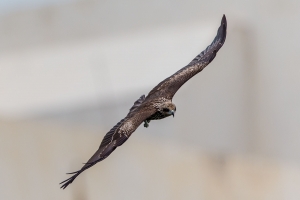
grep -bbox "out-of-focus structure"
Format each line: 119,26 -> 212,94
1,0 -> 300,199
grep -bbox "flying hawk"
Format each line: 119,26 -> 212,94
60,15 -> 227,189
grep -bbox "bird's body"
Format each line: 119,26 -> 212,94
60,15 -> 227,189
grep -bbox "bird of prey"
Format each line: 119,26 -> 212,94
60,15 -> 227,189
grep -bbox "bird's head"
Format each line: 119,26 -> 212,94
159,102 -> 176,117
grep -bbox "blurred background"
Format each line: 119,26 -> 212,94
1,0 -> 300,199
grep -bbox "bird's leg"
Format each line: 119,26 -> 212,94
143,120 -> 150,128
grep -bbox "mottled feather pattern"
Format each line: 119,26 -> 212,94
60,15 -> 227,189
99,119 -> 125,149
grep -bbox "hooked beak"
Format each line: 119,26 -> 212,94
171,110 -> 175,117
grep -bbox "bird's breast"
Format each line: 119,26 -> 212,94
147,111 -> 167,121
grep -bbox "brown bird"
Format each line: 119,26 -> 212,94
60,15 -> 227,189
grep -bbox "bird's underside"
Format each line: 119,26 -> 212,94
60,15 -> 227,189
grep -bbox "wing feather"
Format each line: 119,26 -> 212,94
147,15 -> 227,99
129,95 -> 146,113
60,95 -> 153,189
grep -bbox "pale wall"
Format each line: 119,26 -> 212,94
1,120 -> 300,200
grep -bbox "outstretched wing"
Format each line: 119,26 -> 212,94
147,15 -> 227,100
60,95 -> 154,189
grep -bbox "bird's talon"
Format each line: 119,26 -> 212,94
144,121 -> 149,128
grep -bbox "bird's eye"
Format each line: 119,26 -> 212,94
163,108 -> 169,112
174,107 -> 176,111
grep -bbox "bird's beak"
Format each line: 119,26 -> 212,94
171,110 -> 175,118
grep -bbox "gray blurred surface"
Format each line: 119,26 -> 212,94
2,121 -> 300,200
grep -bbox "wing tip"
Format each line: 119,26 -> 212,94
222,14 -> 227,24
216,14 -> 227,45
60,169 -> 82,189
221,14 -> 227,33
205,14 -> 227,62
60,173 -> 77,189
